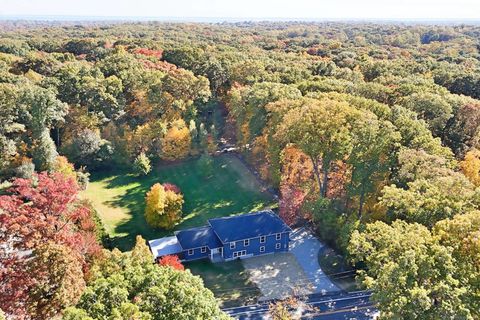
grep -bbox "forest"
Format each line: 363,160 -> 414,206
0,21 -> 479,319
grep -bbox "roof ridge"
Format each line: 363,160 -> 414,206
207,209 -> 274,222
174,225 -> 212,234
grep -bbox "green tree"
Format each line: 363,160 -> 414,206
347,112 -> 400,216
67,237 -> 229,319
133,153 -> 151,176
197,152 -> 214,178
349,220 -> 472,319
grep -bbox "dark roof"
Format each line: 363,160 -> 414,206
175,226 -> 223,250
208,210 -> 291,243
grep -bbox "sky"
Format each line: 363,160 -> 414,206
0,0 -> 479,21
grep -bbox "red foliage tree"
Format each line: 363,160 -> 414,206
133,47 -> 163,59
163,183 -> 181,194
0,172 -> 100,318
279,184 -> 308,226
158,255 -> 184,271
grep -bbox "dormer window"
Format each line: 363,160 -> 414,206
276,233 -> 281,240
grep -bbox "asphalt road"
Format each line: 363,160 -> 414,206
223,291 -> 378,319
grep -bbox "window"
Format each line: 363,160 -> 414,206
276,233 -> 281,240
260,236 -> 266,243
188,249 -> 194,255
201,246 -> 207,253
244,239 -> 250,247
260,246 -> 265,253
230,242 -> 235,249
275,243 -> 281,250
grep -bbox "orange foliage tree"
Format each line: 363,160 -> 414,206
158,255 -> 184,271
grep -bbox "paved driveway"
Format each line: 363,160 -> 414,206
242,253 -> 314,301
289,228 -> 341,294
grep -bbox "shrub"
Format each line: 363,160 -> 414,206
197,152 -> 214,178
158,255 -> 184,271
76,169 -> 90,191
14,159 -> 35,179
133,153 -> 151,176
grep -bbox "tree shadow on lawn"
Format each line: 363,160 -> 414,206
98,155 -> 274,251
186,259 -> 261,308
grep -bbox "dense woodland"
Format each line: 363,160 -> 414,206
0,21 -> 480,319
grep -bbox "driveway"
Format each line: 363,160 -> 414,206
242,252 -> 314,301
289,228 -> 341,294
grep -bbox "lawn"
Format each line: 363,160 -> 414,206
185,260 -> 261,308
83,154 -> 275,251
83,153 -> 271,305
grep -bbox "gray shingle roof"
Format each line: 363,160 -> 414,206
175,225 -> 223,249
208,210 -> 291,243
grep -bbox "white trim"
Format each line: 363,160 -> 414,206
260,236 -> 266,243
275,243 -> 281,249
260,246 -> 265,253
244,239 -> 250,247
276,233 -> 281,240
201,246 -> 207,253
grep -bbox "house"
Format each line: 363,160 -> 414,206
148,210 -> 292,263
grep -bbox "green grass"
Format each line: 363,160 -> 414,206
83,154 -> 275,251
186,260 -> 261,308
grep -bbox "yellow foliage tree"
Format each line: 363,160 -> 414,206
53,156 -> 77,180
161,120 -> 191,161
144,183 -> 184,229
460,149 -> 480,186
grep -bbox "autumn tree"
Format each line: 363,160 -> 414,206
0,172 -> 100,318
144,183 -> 184,229
158,255 -> 184,271
460,148 -> 480,186
161,120 -> 191,161
27,242 -> 86,319
275,98 -> 358,198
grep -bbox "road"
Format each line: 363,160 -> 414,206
223,291 -> 378,319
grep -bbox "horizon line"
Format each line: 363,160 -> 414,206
1,15 -> 480,24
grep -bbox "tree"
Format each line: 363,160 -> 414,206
401,93 -> 453,136
53,155 -> 77,180
68,237 -> 228,319
133,152 -> 151,176
144,183 -> 184,229
349,220 -> 472,319
27,242 -> 86,319
197,152 -> 214,178
275,98 -> 358,197
347,112 -> 400,216
434,211 -> 480,318
0,172 -> 100,318
19,85 -> 68,171
380,173 -> 477,227
160,120 -> 191,161
62,128 -> 114,169
158,255 -> 184,271
460,148 -> 480,186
